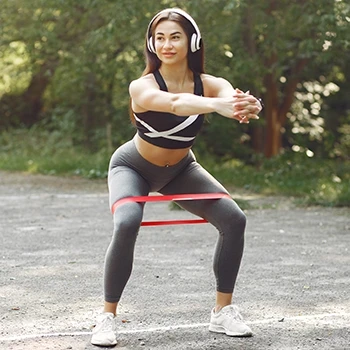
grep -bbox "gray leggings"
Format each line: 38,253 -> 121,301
105,137 -> 246,303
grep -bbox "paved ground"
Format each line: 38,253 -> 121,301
0,171 -> 349,350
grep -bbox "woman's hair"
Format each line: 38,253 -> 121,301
142,10 -> 205,76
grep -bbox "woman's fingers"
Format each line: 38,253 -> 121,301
239,114 -> 259,123
234,104 -> 261,116
234,97 -> 262,113
239,116 -> 249,124
231,90 -> 262,122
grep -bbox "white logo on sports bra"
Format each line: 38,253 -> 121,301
134,114 -> 199,141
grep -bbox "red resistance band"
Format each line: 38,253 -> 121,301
111,193 -> 232,226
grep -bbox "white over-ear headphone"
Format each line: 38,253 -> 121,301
146,8 -> 202,54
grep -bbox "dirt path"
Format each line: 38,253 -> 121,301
0,171 -> 349,350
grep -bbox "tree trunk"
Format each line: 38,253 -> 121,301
264,104 -> 282,157
263,67 -> 281,157
81,72 -> 97,150
263,54 -> 308,157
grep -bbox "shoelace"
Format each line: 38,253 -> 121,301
222,305 -> 244,322
97,314 -> 115,332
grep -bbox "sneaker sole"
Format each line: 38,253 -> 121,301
91,337 -> 118,347
209,324 -> 253,337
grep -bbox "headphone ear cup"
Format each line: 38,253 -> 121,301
190,34 -> 202,52
190,34 -> 197,52
148,36 -> 156,53
196,36 -> 202,51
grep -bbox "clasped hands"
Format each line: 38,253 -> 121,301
232,88 -> 262,124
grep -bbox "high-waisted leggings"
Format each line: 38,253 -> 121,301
105,137 -> 246,303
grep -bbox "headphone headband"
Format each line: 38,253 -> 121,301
146,8 -> 202,53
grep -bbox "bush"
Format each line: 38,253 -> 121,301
1,128 -> 349,207
0,127 -> 110,177
202,151 -> 350,207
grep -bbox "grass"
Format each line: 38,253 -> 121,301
0,128 -> 109,178
0,128 -> 349,207
204,153 -> 350,207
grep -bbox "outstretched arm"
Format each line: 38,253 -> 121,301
129,74 -> 261,123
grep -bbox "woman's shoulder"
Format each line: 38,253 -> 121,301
200,73 -> 233,97
129,73 -> 158,94
130,73 -> 155,86
200,73 -> 229,84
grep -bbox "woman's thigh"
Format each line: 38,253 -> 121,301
108,166 -> 150,211
159,161 -> 242,225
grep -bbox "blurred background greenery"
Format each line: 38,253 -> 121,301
0,0 -> 349,206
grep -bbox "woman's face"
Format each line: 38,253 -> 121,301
153,20 -> 188,65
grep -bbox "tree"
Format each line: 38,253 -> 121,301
0,0 -> 169,147
227,0 -> 349,157
1,0 -> 349,159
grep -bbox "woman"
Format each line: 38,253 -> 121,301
91,8 -> 262,347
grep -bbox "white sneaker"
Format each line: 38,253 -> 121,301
91,312 -> 118,346
209,305 -> 253,337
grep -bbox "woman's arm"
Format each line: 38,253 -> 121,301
130,77 -> 217,115
129,74 -> 261,122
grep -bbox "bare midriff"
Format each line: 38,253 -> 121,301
134,134 -> 190,167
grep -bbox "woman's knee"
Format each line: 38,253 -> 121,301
233,205 -> 246,226
112,203 -> 143,241
214,199 -> 246,231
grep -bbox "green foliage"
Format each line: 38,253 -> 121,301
0,127 -> 110,178
206,151 -> 349,207
0,1 -> 349,160
1,128 -> 348,207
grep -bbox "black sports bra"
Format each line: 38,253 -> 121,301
133,70 -> 204,149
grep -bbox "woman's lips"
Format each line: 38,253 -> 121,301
162,52 -> 175,57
